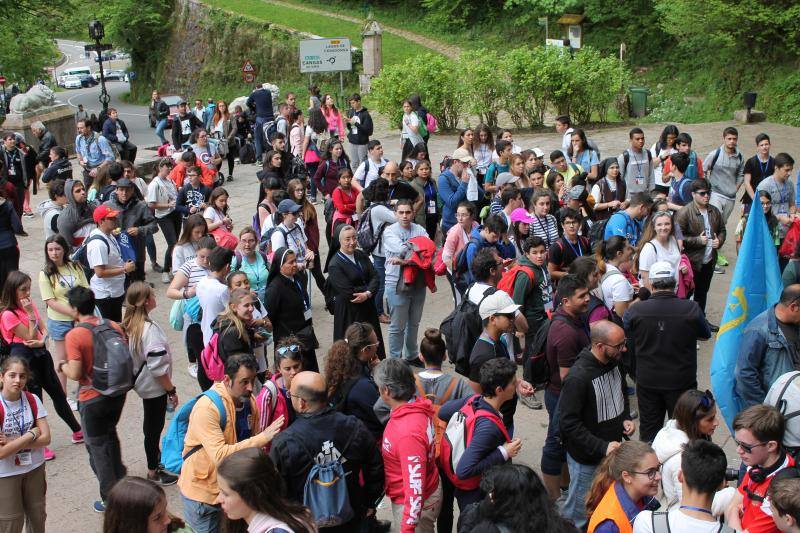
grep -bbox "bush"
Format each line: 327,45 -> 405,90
458,50 -> 508,129
761,70 -> 800,127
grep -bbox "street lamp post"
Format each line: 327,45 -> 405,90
86,20 -> 112,113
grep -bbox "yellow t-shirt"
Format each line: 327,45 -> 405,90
38,264 -> 88,321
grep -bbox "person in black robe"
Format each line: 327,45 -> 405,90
326,224 -> 385,359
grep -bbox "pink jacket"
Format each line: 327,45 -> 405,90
677,253 -> 695,299
382,398 -> 440,533
323,107 -> 345,138
442,222 -> 479,269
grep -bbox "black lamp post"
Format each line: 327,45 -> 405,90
86,20 -> 112,113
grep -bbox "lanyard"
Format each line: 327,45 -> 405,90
3,149 -> 17,168
631,150 -> 645,177
534,215 -> 552,247
287,227 -> 306,257
759,157 -> 771,179
563,237 -> 584,257
679,506 -> 712,516
240,255 -> 264,289
293,279 -> 310,310
0,394 -> 27,435
57,271 -> 76,289
424,181 -> 434,201
337,252 -> 365,279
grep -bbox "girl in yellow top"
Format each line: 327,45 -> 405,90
38,234 -> 88,396
586,441 -> 662,533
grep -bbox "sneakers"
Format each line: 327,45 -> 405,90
717,253 -> 729,267
161,272 -> 171,284
519,393 -> 543,410
714,265 -> 726,274
149,467 -> 179,486
71,431 -> 84,444
151,262 -> 164,273
707,321 -> 720,333
188,363 -> 198,378
67,397 -> 78,411
43,448 -> 55,461
22,212 -> 34,218
226,175 -> 234,182
93,500 -> 106,513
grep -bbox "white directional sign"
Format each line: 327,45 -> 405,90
299,38 -> 353,73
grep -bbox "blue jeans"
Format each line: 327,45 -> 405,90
155,118 -> 168,145
254,116 -> 267,161
372,255 -> 386,315
563,453 -> 598,530
385,284 -> 426,360
182,494 -> 222,533
541,389 -> 565,476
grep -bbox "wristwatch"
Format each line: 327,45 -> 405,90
166,387 -> 177,396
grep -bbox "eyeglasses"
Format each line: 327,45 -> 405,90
362,341 -> 380,349
601,339 -> 627,351
286,391 -> 306,401
563,220 -> 579,226
630,465 -> 662,480
735,439 -> 768,454
694,190 -> 710,197
277,344 -> 301,356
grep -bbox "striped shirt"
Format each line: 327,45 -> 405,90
530,214 -> 559,251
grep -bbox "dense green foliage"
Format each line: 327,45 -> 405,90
0,0 -> 64,85
370,47 -> 629,130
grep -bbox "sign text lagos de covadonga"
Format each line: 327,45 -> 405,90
299,38 -> 353,73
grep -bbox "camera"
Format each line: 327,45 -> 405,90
724,468 -> 740,482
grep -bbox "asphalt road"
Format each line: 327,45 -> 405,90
55,39 -> 159,148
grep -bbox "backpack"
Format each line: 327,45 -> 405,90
522,315 -> 570,390
497,265 -> 534,296
356,204 -> 388,254
452,237 -> 481,281
768,371 -> 800,449
587,139 -> 601,160
238,140 -> 256,164
299,428 -> 357,528
621,149 -> 653,178
426,113 -> 439,134
256,379 -> 289,435
440,285 -> 497,376
289,154 -> 309,181
650,511 -> 735,533
328,377 -> 360,412
417,118 -> 429,139
77,320 -> 134,397
587,218 -> 609,250
414,375 -> 458,459
310,131 -> 331,157
200,332 -> 225,382
707,147 -> 743,176
233,249 -> 269,273
261,120 -> 277,149
439,394 -> 510,491
258,217 -> 288,257
251,203 -> 270,242
0,390 -> 38,426
70,233 -> 110,279
160,389 -> 226,475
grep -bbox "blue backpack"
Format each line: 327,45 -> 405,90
161,389 -> 226,475
299,431 -> 356,528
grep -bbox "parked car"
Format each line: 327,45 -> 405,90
149,95 -> 183,128
79,74 -> 99,88
103,70 -> 129,82
63,75 -> 82,89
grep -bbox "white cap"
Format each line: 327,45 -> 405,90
479,291 -> 521,320
649,261 -> 675,280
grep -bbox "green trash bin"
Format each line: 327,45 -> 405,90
629,87 -> 649,118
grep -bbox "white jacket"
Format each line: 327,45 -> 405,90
652,419 -> 736,516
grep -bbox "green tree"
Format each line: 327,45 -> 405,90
0,0 -> 66,86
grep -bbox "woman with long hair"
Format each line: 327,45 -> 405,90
401,99 -> 425,162
232,227 -> 269,301
409,160 -> 439,240
0,271 -> 82,459
326,225 -> 385,357
122,282 -> 179,485
457,127 -> 475,157
474,124 -> 495,180
0,356 -> 51,533
651,124 -> 680,187
211,100 -> 236,180
286,179 -> 326,294
217,448 -> 315,533
265,248 -> 318,372
171,214 -> 208,273
324,322 -> 382,440
568,128 -> 600,181
591,158 -> 626,221
308,84 -> 321,110
190,128 -> 223,177
529,190 -> 559,252
147,158 -> 180,284
510,208 -> 534,259
635,210 -> 683,290
204,186 -> 237,250
585,441 -> 661,532
226,271 -> 271,380
509,153 -> 529,188
408,93 -> 430,144
212,288 -> 265,364
321,93 -> 345,139
442,201 -> 479,304
289,109 -> 304,159
256,150 -> 284,191
407,142 -> 429,169
314,139 -> 351,201
331,168 -> 357,235
545,170 -> 566,209
457,464 -> 575,533
598,236 -> 636,318
302,108 -> 329,203
256,336 -> 301,436
104,476 -> 182,533
652,390 -> 735,515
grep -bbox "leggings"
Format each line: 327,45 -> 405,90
156,211 -> 182,272
12,345 -> 81,433
309,250 -> 326,294
225,149 -> 235,177
142,394 -> 168,470
186,323 -> 211,390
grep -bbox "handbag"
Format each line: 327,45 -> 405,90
211,227 -> 239,250
293,324 -> 319,351
169,299 -> 185,331
214,132 -> 229,156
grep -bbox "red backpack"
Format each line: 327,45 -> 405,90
439,395 -> 510,491
0,391 -> 38,425
496,265 -> 534,296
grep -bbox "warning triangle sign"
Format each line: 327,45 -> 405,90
242,60 -> 255,73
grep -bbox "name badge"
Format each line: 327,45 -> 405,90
427,200 -> 436,214
634,176 -> 643,185
303,308 -> 312,321
7,165 -> 15,176
15,451 -> 32,466
390,199 -> 398,206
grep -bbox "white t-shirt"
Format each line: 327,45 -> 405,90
196,276 -> 229,345
131,321 -> 173,399
172,242 -> 199,275
0,393 -> 47,477
354,157 -> 389,188
87,229 -> 125,298
651,143 -> 677,186
192,142 -> 219,170
638,237 -> 681,283
146,176 -> 177,219
203,206 -> 226,227
599,264 -> 634,310
402,112 -> 424,146
177,258 -> 209,289
700,208 -> 713,264
633,509 -> 726,533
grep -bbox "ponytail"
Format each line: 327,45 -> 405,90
585,440 -> 654,516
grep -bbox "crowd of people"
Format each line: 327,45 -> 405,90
1,81 -> 800,533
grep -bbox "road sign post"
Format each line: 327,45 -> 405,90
241,59 -> 256,84
299,38 -> 353,74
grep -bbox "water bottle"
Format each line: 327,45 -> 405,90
166,399 -> 176,420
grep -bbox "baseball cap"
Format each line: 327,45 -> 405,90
567,185 -> 585,200
93,205 -> 120,225
479,291 -> 521,320
532,148 -> 545,158
495,172 -> 520,188
649,261 -> 675,281
452,147 -> 472,163
278,199 -> 301,214
115,177 -> 134,188
510,208 -> 535,224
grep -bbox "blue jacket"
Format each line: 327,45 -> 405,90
102,118 -> 129,145
439,396 -> 508,484
462,227 -> 515,285
735,305 -> 797,408
604,210 -> 643,245
246,88 -> 275,120
438,170 -> 483,233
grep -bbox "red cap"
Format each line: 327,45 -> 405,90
92,205 -> 120,225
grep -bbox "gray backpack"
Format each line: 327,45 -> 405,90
78,320 -> 134,397
651,511 -> 734,533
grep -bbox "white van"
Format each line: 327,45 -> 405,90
58,67 -> 91,87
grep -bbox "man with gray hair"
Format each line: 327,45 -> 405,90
623,261 -> 711,442
376,359 -> 443,532
31,120 -> 56,165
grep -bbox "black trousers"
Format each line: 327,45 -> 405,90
142,394 -> 167,470
437,466 -> 455,533
691,260 -> 715,314
95,294 -> 124,322
637,384 -> 695,443
187,323 -> 211,390
80,394 -> 127,501
156,211 -> 182,272
113,140 -> 138,163
0,246 -> 20,289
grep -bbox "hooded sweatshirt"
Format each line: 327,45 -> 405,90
103,194 -> 158,259
382,397 -> 440,533
57,179 -> 97,247
36,199 -> 64,238
41,157 -> 73,184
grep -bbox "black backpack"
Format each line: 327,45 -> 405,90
77,321 -> 135,397
452,237 -> 481,281
522,315 -> 569,390
70,233 -> 111,280
440,286 -> 496,376
587,218 -> 608,250
239,140 -> 256,164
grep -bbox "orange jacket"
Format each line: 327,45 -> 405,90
588,482 -> 632,533
169,161 -> 216,189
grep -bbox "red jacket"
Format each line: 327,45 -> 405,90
400,236 -> 437,291
381,398 -> 440,533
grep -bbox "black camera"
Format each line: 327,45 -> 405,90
724,468 -> 740,482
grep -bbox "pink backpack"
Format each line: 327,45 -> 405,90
256,377 -> 290,450
426,113 -> 438,134
200,333 -> 225,382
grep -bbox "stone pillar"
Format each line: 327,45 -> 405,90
2,104 -> 77,155
360,18 -> 383,93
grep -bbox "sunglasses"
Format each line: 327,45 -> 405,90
277,344 -> 300,356
695,190 -> 710,197
735,439 -> 768,454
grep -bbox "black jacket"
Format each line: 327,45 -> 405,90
211,317 -> 254,360
246,88 -> 275,120
346,107 -> 374,146
623,291 -> 710,390
171,112 -> 203,149
36,130 -> 57,165
41,158 -> 72,183
559,348 -> 630,465
264,273 -> 312,344
269,407 -> 384,516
